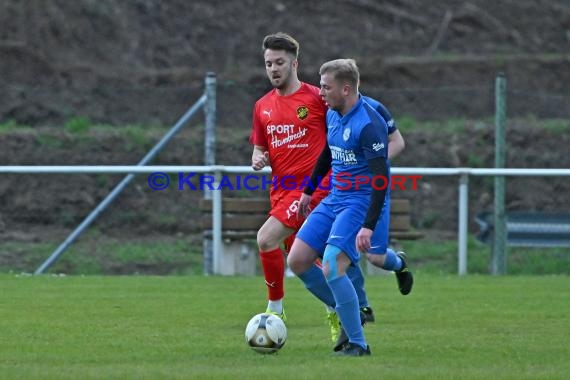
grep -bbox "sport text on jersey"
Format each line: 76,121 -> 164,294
267,124 -> 308,149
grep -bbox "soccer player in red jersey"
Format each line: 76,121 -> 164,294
250,33 -> 330,321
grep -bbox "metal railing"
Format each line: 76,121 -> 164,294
2,165 -> 569,275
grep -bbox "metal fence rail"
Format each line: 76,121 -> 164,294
2,165 -> 569,275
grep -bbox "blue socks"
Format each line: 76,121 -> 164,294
298,263 -> 367,349
381,248 -> 403,271
346,264 -> 369,308
328,275 -> 366,349
298,264 -> 336,308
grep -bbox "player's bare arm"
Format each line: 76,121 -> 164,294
251,145 -> 270,170
388,129 -> 405,160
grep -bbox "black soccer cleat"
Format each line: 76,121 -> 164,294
333,310 -> 366,352
335,342 -> 371,357
360,306 -> 375,323
395,251 -> 413,295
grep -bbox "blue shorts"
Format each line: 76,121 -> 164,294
297,192 -> 390,264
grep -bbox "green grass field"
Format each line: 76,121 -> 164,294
1,273 -> 569,379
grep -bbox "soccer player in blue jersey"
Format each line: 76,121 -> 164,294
287,58 -> 413,356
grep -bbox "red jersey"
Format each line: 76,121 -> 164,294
250,82 -> 328,187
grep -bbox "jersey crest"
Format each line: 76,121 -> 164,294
296,105 -> 309,120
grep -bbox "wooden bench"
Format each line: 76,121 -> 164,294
200,198 -> 270,240
388,199 -> 424,242
200,197 -> 423,276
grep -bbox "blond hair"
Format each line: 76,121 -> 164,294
319,59 -> 359,91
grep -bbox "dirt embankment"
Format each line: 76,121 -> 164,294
1,1 -> 568,126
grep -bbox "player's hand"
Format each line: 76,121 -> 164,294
252,151 -> 270,171
297,193 -> 312,219
356,227 -> 373,253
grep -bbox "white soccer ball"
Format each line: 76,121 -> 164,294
244,313 -> 287,354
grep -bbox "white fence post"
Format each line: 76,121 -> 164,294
212,168 -> 223,275
203,72 -> 217,275
458,172 -> 469,275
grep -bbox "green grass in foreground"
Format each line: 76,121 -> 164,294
1,274 -> 569,379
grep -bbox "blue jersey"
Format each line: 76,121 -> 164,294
326,97 -> 389,197
362,95 -> 397,135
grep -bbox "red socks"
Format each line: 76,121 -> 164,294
259,247 -> 285,300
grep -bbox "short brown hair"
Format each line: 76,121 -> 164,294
262,32 -> 299,59
319,59 -> 359,90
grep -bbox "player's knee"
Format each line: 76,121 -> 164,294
286,253 -> 299,273
323,244 -> 341,281
256,230 -> 279,251
287,250 -> 308,275
287,240 -> 318,274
